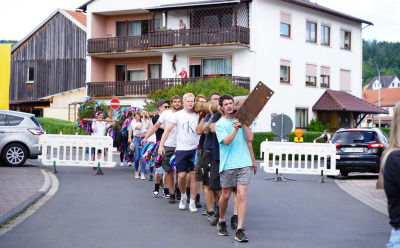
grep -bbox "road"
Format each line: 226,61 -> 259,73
0,163 -> 391,248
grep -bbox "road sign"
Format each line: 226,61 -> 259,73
110,98 -> 120,110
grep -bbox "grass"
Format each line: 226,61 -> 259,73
37,117 -> 89,135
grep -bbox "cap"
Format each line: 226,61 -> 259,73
157,99 -> 168,108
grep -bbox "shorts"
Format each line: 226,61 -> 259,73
175,149 -> 196,173
201,150 -> 213,186
220,166 -> 252,189
209,160 -> 221,191
155,166 -> 165,175
161,146 -> 175,173
195,148 -> 205,182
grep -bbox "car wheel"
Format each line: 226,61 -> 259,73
1,143 -> 28,167
340,169 -> 349,177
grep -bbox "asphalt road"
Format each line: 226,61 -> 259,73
0,163 -> 391,248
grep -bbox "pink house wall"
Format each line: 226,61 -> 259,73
91,57 -> 106,81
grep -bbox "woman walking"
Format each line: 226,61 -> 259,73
128,112 -> 148,179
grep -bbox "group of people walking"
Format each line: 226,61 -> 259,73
122,92 -> 256,242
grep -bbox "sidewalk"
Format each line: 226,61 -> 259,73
0,164 -> 48,226
335,175 -> 387,216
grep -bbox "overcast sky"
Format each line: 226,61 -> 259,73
0,0 -> 399,42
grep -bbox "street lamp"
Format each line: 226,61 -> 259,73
373,61 -> 381,128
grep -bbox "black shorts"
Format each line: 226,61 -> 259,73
195,149 -> 204,182
209,160 -> 221,191
201,150 -> 213,186
161,146 -> 175,173
175,149 -> 196,173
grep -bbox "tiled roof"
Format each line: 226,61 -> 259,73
365,75 -> 398,89
64,10 -> 87,27
312,90 -> 387,114
363,88 -> 400,107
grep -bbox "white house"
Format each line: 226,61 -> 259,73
80,0 -> 379,131
365,75 -> 400,90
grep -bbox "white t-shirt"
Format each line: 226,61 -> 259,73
158,110 -> 177,148
92,121 -> 109,137
129,120 -> 146,136
170,110 -> 200,151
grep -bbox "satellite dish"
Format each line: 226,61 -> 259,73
271,113 -> 293,141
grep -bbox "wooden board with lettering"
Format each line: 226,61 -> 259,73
233,82 -> 274,126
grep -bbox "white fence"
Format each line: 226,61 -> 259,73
39,134 -> 117,168
260,141 -> 340,177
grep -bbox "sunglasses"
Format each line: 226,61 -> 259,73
162,105 -> 170,109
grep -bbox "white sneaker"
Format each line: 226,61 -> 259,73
179,195 -> 187,210
189,201 -> 197,213
140,173 -> 145,180
134,171 -> 139,179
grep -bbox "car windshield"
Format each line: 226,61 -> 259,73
332,131 -> 378,144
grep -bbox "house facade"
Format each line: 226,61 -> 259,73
81,0 -> 372,132
365,75 -> 400,90
10,9 -> 87,119
363,88 -> 400,127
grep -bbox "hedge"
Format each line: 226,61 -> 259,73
252,132 -> 276,160
380,128 -> 390,137
37,118 -> 89,135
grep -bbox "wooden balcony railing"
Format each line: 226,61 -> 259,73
87,76 -> 250,97
148,26 -> 250,47
87,35 -> 149,53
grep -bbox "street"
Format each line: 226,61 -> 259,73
0,162 -> 391,248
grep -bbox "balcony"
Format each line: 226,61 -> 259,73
87,76 -> 250,97
148,26 -> 250,48
87,35 -> 149,54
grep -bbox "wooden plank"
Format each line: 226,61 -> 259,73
233,81 -> 274,127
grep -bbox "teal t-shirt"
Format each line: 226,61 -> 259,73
215,117 -> 252,172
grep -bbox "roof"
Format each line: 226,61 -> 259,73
12,9 -> 86,53
363,88 -> 400,107
365,75 -> 398,89
312,90 -> 387,114
40,87 -> 86,100
77,0 -> 372,25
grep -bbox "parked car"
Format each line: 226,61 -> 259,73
331,128 -> 388,176
0,110 -> 44,166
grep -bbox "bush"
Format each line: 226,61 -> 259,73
380,127 -> 391,137
38,118 -> 89,135
145,77 -> 250,111
252,132 -> 276,160
307,119 -> 330,132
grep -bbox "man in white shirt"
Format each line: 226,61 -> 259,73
159,93 -> 202,212
91,112 -> 110,161
142,96 -> 182,203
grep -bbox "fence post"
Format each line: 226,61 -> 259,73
95,161 -> 104,175
53,160 -> 58,174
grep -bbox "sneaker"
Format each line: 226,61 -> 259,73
206,211 -> 214,218
217,221 -> 228,236
140,173 -> 146,180
176,188 -> 181,201
149,175 -> 153,181
235,229 -> 248,242
231,215 -> 238,230
163,192 -> 171,199
179,195 -> 187,210
128,163 -> 132,167
134,171 -> 139,179
189,201 -> 197,212
209,213 -> 219,226
201,206 -> 209,216
153,190 -> 159,197
168,194 -> 176,203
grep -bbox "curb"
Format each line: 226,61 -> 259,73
0,169 -> 52,227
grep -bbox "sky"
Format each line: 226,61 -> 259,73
0,0 -> 399,42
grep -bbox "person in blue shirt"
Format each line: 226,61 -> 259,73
215,94 -> 256,242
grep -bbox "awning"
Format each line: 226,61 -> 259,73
312,90 -> 388,114
147,0 -> 246,11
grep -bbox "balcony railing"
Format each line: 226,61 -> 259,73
87,26 -> 250,54
87,35 -> 149,53
148,26 -> 250,48
87,76 -> 250,97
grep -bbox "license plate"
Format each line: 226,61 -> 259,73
343,148 -> 363,153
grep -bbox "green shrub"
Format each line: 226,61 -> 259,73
287,131 -> 328,143
145,77 -> 250,111
38,118 -> 89,135
380,127 -> 391,137
252,132 -> 276,160
307,119 -> 330,132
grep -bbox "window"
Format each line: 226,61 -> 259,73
340,69 -> 351,91
296,108 -> 308,129
5,115 -> 24,126
128,70 -> 145,81
320,66 -> 330,88
280,12 -> 291,37
321,25 -> 330,46
202,57 -> 232,77
280,60 -> 291,83
341,30 -> 351,50
27,67 -> 34,83
0,114 -> 6,126
305,64 -> 317,86
116,20 -> 150,37
148,64 -> 161,79
306,21 -> 317,43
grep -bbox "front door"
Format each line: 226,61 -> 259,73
115,65 -> 126,96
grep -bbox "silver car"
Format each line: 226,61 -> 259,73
0,110 -> 44,166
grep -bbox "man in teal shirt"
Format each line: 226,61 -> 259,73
215,94 -> 256,242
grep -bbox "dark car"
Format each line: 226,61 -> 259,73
331,128 -> 388,176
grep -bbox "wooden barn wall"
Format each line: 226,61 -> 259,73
10,13 -> 86,101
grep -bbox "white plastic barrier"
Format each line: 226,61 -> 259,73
260,141 -> 340,178
39,134 -> 117,168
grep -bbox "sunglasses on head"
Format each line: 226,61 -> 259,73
163,105 -> 169,108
